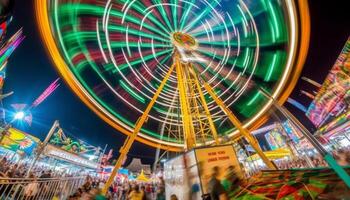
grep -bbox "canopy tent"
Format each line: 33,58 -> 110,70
136,169 -> 150,182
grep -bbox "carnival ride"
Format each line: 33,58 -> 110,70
35,0 -> 311,194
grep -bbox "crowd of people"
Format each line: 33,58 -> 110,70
2,146 -> 350,199
0,157 -> 56,179
69,176 -> 166,200
333,148 -> 350,166
0,155 -> 82,179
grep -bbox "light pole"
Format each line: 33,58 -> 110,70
25,120 -> 59,177
258,87 -> 350,188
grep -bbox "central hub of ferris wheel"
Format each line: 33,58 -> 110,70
172,32 -> 198,51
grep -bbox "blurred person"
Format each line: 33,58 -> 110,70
128,184 -> 143,200
170,194 -> 178,200
140,185 -> 147,200
24,174 -> 39,200
207,166 -> 228,200
94,188 -> 108,200
336,149 -> 348,166
145,184 -> 152,199
221,166 -> 240,192
156,185 -> 165,200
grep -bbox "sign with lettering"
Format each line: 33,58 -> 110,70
195,145 -> 242,194
164,145 -> 241,199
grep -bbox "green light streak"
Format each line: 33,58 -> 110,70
105,42 -> 171,48
267,1 -> 280,40
120,80 -> 146,103
265,53 -> 278,81
247,92 -> 260,106
108,25 -> 169,43
152,0 -> 174,32
237,5 -> 248,37
111,49 -> 173,72
268,19 -> 276,42
242,48 -> 250,67
58,3 -> 170,38
171,0 -> 178,30
56,2 -> 173,141
183,1 -> 220,32
179,0 -> 194,31
51,0 -> 293,144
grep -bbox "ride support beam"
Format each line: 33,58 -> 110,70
102,63 -> 176,195
202,80 -> 277,170
175,55 -> 197,150
189,65 -> 220,145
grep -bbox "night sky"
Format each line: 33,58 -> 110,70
2,1 -> 350,165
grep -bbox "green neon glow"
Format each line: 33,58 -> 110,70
247,92 -> 260,106
110,49 -> 173,72
183,1 -> 220,32
267,1 -> 280,40
265,53 -> 278,81
242,48 -> 251,67
179,0 -> 194,31
108,25 -> 169,43
171,0 -> 178,30
120,80 -> 146,103
237,5 -> 248,37
59,3 -> 171,37
152,0 -> 174,32
50,0 -> 293,144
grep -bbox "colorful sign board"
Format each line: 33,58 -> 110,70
0,128 -> 40,155
265,129 -> 285,150
318,109 -> 350,139
306,37 -> 350,128
281,121 -> 302,143
48,128 -> 102,161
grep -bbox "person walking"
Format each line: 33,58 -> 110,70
207,166 -> 228,200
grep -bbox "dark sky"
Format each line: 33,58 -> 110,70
2,1 -> 350,165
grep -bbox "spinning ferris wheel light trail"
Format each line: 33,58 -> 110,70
35,0 -> 312,193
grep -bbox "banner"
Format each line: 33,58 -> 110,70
0,128 -> 40,155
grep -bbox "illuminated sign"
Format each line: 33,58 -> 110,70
0,128 -> 40,155
44,144 -> 98,169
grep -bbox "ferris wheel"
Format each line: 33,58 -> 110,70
36,0 -> 309,152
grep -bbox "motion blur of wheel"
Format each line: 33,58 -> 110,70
36,0 -> 310,151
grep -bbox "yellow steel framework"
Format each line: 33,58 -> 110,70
187,64 -> 220,145
175,53 -> 197,149
103,50 -> 277,194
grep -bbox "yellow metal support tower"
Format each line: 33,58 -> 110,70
103,33 -> 277,194
175,53 -> 197,149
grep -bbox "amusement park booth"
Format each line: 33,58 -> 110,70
164,145 -> 242,200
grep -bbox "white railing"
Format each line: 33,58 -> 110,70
0,176 -> 86,200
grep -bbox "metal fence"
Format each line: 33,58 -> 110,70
0,176 -> 86,200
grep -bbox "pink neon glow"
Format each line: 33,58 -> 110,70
31,78 -> 60,108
